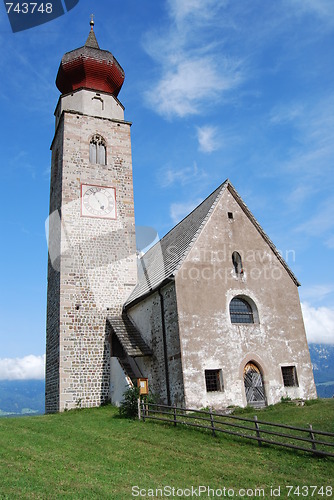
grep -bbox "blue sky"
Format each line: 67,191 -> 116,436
0,0 -> 333,380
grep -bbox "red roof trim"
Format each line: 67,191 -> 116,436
56,51 -> 125,96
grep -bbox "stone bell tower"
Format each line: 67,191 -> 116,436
45,20 -> 137,412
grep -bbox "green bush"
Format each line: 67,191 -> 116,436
119,386 -> 159,419
119,386 -> 140,418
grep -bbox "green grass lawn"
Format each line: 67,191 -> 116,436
0,400 -> 333,499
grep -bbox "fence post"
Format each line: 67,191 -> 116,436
309,424 -> 317,453
138,398 -> 141,420
173,405 -> 177,427
209,407 -> 216,437
254,416 -> 262,447
141,401 -> 146,422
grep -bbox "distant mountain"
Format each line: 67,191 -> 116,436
0,380 -> 44,417
0,344 -> 332,416
309,343 -> 334,398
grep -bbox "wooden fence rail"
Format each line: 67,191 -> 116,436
140,402 -> 334,458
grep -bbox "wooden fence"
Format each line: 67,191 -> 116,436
140,402 -> 334,458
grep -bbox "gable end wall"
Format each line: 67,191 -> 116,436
175,188 -> 316,408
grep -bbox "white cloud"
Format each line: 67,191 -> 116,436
301,285 -> 334,303
144,0 -> 334,122
168,0 -> 226,25
326,235 -> 334,249
269,104 -> 304,124
288,0 -> 334,24
170,198 -> 203,224
146,57 -> 241,119
143,1 -> 242,119
158,162 -> 207,187
302,303 -> 334,344
296,197 -> 334,237
269,95 -> 334,179
196,125 -> 221,153
0,355 -> 45,380
286,185 -> 314,206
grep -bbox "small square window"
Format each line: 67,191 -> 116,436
281,366 -> 298,387
228,212 -> 234,219
205,369 -> 223,392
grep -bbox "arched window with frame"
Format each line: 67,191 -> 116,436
230,296 -> 257,324
89,134 -> 107,165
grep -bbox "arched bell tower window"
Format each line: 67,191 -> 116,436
232,251 -> 243,276
230,296 -> 259,324
89,134 -> 107,165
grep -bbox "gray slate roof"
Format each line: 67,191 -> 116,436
85,29 -> 100,49
124,179 -> 300,309
125,180 -> 228,306
107,314 -> 152,357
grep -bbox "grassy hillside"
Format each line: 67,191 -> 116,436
0,400 -> 333,499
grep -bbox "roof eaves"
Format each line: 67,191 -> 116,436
124,276 -> 175,310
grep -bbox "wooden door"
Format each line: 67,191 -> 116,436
243,362 -> 266,407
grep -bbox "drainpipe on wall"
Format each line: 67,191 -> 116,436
158,287 -> 171,406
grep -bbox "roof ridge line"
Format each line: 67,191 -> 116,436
226,182 -> 300,286
124,180 -> 230,308
137,179 -> 229,263
173,181 -> 229,275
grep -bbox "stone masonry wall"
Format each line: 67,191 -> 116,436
45,125 -> 64,413
46,96 -> 137,412
128,283 -> 185,405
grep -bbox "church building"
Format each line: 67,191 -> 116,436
45,23 -> 316,413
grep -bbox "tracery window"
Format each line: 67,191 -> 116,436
89,135 -> 107,165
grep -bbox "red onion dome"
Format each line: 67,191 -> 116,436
56,22 -> 125,97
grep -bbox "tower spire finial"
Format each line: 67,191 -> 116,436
84,15 -> 100,49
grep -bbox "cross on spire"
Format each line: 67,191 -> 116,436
90,14 -> 95,30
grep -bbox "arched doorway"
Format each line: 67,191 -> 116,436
243,362 -> 266,407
